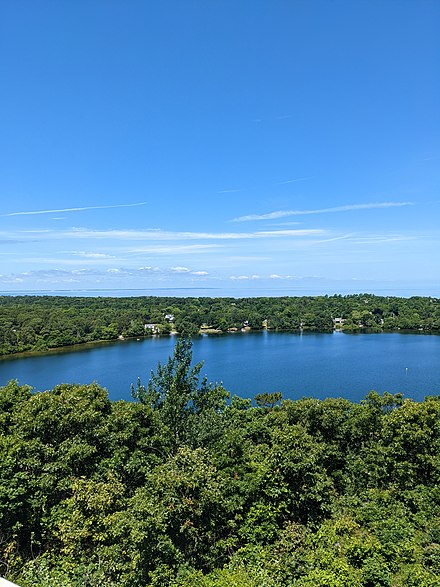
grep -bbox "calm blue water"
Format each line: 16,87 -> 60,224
0,332 -> 439,403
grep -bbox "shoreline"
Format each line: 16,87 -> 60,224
0,327 -> 438,362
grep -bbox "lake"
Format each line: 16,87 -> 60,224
0,331 -> 439,403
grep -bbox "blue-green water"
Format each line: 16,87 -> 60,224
0,332 -> 439,403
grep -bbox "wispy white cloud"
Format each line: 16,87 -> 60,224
230,274 -> 261,280
232,202 -> 414,222
1,227 -> 323,242
1,202 -> 147,217
71,269 -> 98,275
217,176 -> 309,195
267,222 -> 302,228
137,266 -> 159,272
422,155 -> 440,161
65,228 -> 324,241
229,273 -> 301,281
269,274 -> 297,280
276,177 -> 309,185
309,234 -> 354,245
347,234 -> 422,244
72,251 -> 116,259
126,244 -> 222,254
252,229 -> 323,238
226,256 -> 271,261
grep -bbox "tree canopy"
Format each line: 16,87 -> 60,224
0,340 -> 439,586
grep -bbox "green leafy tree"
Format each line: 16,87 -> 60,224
132,338 -> 228,451
254,392 -> 283,409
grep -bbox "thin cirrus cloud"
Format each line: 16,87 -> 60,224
232,202 -> 414,222
348,234 -> 422,244
216,188 -> 242,194
276,177 -> 310,185
229,273 -> 300,281
126,244 -> 222,254
217,176 -> 308,194
0,227 -> 324,242
63,228 -> 324,241
0,202 -> 147,217
71,251 -> 117,259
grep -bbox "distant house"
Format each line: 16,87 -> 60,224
333,317 -> 346,327
164,314 -> 175,322
145,323 -> 161,334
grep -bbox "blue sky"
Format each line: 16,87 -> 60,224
0,1 -> 439,296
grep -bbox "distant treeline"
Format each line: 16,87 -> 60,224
1,339 -> 439,586
0,293 -> 439,356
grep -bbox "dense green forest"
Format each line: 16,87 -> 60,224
1,294 -> 439,357
1,339 -> 439,586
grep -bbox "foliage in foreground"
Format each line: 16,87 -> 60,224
0,339 -> 439,586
